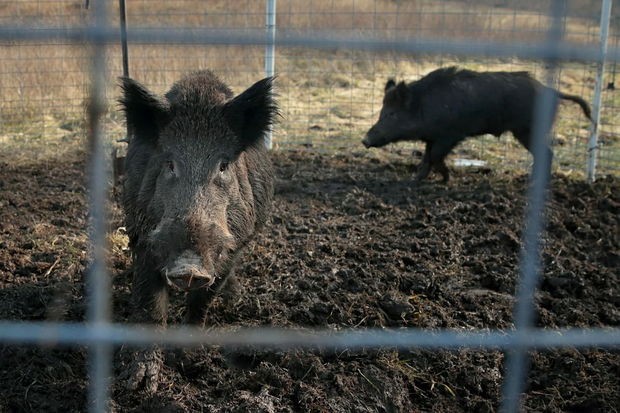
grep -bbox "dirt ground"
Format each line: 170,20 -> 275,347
0,147 -> 618,412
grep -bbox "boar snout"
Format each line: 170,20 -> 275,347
150,217 -> 236,291
165,249 -> 215,291
362,126 -> 382,148
362,127 -> 375,148
361,136 -> 372,148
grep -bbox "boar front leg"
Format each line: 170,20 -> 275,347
177,274 -> 239,371
132,259 -> 169,324
186,288 -> 214,326
414,143 -> 432,181
429,136 -> 463,182
186,272 -> 238,325
433,160 -> 450,182
123,259 -> 168,393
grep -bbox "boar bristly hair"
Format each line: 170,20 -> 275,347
120,71 -> 276,391
384,80 -> 410,107
364,66 -> 593,182
120,77 -> 170,141
223,76 -> 279,150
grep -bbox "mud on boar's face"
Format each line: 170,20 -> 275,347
363,79 -> 417,148
121,71 -> 276,293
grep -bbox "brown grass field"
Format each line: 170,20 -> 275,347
0,0 -> 618,176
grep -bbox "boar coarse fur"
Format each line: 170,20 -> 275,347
363,66 -> 593,181
121,70 -> 276,325
120,70 -> 276,390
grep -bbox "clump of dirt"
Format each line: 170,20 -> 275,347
0,149 -> 618,412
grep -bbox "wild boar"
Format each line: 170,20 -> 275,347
363,67 -> 592,181
120,70 -> 277,391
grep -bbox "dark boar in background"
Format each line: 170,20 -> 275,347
363,67 -> 592,181
120,70 -> 276,391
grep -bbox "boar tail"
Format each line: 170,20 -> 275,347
558,92 -> 593,123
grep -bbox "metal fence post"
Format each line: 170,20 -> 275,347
264,0 -> 276,149
587,0 -> 612,183
119,0 -> 129,78
500,1 -> 565,411
119,0 -> 131,148
87,0 -> 112,411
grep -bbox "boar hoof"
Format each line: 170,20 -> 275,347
124,347 -> 163,393
413,163 -> 431,182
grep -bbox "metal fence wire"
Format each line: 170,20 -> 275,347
0,1 -> 619,412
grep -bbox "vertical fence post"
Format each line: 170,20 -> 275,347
87,0 -> 112,412
264,0 -> 277,149
500,1 -> 565,412
119,0 -> 129,78
119,0 -> 130,147
587,0 -> 612,183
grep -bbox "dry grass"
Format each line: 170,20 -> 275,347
0,0 -> 618,176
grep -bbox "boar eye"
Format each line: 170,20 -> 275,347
219,161 -> 229,173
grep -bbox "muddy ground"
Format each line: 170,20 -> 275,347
0,147 -> 618,412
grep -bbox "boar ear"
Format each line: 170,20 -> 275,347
223,77 -> 279,149
385,81 -> 409,106
119,77 -> 170,142
385,79 -> 396,92
394,81 -> 410,104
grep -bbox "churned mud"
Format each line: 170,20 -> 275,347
0,148 -> 618,412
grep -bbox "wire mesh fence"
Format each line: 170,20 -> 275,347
1,1 -> 619,176
0,1 -> 619,412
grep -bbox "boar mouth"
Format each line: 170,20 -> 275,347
164,250 -> 215,291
